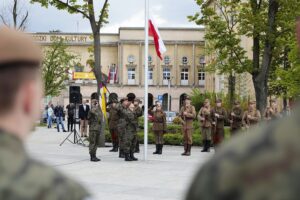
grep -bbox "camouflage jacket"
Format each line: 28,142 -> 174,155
186,106 -> 300,200
87,106 -> 102,132
0,131 -> 89,200
211,107 -> 227,129
116,103 -> 128,131
133,106 -> 143,131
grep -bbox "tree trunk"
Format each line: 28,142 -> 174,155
228,73 -> 235,109
252,0 -> 279,113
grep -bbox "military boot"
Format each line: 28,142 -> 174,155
153,144 -> 159,154
90,154 -> 101,162
181,144 -> 188,156
201,140 -> 207,152
186,145 -> 191,156
125,153 -> 133,161
158,144 -> 163,155
109,142 -> 115,152
113,143 -> 119,152
119,149 -> 125,158
130,151 -> 138,161
135,141 -> 140,153
206,140 -> 211,152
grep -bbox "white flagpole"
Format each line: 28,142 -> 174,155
144,0 -> 149,161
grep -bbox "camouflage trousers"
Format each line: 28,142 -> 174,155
89,131 -> 100,155
183,128 -> 193,145
212,127 -> 224,146
154,131 -> 164,144
118,126 -> 125,152
123,132 -> 137,154
201,127 -> 212,141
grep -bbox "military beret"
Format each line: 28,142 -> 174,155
270,99 -> 277,103
216,99 -> 222,103
185,96 -> 191,101
0,26 -> 42,69
249,100 -> 256,104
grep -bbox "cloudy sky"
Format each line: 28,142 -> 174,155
0,0 -> 200,33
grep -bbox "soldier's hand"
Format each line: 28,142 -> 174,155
247,115 -> 252,119
231,112 -> 235,116
183,112 -> 187,116
215,113 -> 220,118
229,120 -> 233,124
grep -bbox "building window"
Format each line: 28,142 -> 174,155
198,68 -> 205,87
181,68 -> 189,85
128,68 -> 135,85
109,64 -> 116,84
148,55 -> 153,64
163,67 -> 171,85
182,56 -> 188,65
148,68 -> 153,85
164,56 -> 171,65
128,55 -> 135,64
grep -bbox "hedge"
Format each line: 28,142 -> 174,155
105,123 -> 231,147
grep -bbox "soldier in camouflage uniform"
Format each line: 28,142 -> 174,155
133,99 -> 143,153
0,27 -> 89,199
211,99 -> 227,148
243,100 -> 261,129
116,97 -> 130,158
107,99 -> 119,152
229,100 -> 244,135
197,99 -> 213,152
87,99 -> 102,162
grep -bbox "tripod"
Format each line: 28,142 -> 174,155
60,103 -> 86,147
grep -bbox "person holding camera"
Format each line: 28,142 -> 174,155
87,99 -> 102,162
149,103 -> 167,155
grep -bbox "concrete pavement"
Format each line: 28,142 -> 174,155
26,126 -> 214,200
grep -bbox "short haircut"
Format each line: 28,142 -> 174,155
0,63 -> 40,115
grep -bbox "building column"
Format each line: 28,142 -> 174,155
192,43 -> 196,86
174,43 -> 178,86
139,42 -> 142,85
120,43 -> 124,86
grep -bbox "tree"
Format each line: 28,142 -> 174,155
188,0 -> 251,108
31,0 -> 109,98
0,0 -> 29,30
43,39 -> 77,97
189,0 -> 300,113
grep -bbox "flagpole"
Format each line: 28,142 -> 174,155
144,0 -> 149,161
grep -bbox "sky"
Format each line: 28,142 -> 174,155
0,0 -> 200,33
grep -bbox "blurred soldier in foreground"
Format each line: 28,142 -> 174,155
264,99 -> 281,122
211,99 -> 227,148
229,100 -> 243,135
185,17 -> 300,200
0,27 -> 89,199
243,100 -> 261,129
133,99 -> 143,153
107,99 -> 119,152
197,99 -> 212,152
149,103 -> 167,155
179,97 -> 196,156
87,99 -> 102,162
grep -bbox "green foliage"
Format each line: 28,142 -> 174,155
42,38 -> 77,97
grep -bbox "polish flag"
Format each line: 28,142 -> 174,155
149,19 -> 167,60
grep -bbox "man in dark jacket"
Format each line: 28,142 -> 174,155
66,103 -> 75,132
79,100 -> 90,137
54,104 -> 67,132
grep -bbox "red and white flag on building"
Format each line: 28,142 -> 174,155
149,19 -> 167,60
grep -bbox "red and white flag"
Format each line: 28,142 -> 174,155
149,19 -> 166,60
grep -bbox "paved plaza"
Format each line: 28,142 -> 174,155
25,126 -> 214,200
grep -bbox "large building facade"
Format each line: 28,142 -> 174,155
32,27 -> 255,112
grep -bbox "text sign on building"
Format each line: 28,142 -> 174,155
32,34 -> 90,43
73,72 -> 96,80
